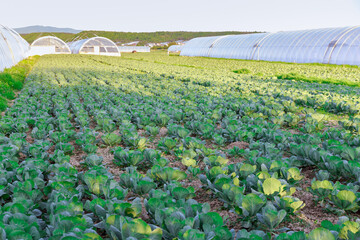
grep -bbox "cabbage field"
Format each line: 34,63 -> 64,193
1,52 -> 360,239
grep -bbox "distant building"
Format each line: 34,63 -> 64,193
145,43 -> 156,47
118,46 -> 150,53
175,40 -> 186,45
145,41 -> 186,48
122,41 -> 140,46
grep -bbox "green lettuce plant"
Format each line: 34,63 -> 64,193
83,170 -> 127,199
83,154 -> 103,167
256,203 -> 287,233
113,148 -> 145,167
147,165 -> 187,184
330,190 -> 359,213
101,133 -> 122,146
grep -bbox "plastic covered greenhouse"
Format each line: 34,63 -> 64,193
180,26 -> 360,65
0,25 -> 29,72
29,36 -> 71,56
68,37 -> 120,56
168,45 -> 184,53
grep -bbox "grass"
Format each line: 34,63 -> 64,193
277,72 -> 360,88
233,68 -> 251,74
0,56 -> 39,112
0,97 -> 7,112
201,55 -> 360,69
233,69 -> 360,87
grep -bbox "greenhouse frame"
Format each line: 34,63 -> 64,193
0,25 -> 29,72
29,36 -> 71,56
180,26 -> 360,65
68,37 -> 121,56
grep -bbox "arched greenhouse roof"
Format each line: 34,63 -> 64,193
180,36 -> 220,57
168,45 -> 184,53
180,26 -> 360,65
0,25 -> 29,71
68,37 -> 121,56
30,36 -> 71,55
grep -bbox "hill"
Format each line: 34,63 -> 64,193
21,31 -> 262,45
15,25 -> 82,34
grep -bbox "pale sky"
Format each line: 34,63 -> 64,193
3,0 -> 360,32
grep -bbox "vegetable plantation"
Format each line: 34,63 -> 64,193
1,52 -> 360,239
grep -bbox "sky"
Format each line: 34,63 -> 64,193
2,0 -> 360,32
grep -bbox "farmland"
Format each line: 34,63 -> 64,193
1,52 -> 360,239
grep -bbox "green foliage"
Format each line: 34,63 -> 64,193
277,72 -> 360,88
3,52 -> 360,240
233,68 -> 251,74
0,97 -> 7,111
261,178 -> 294,199
0,82 -> 15,100
98,215 -> 162,240
148,165 -> 187,184
310,180 -> 333,203
83,154 -> 103,167
158,137 -> 177,153
113,148 -> 145,167
236,193 -> 265,221
256,203 -> 287,232
308,227 -> 335,240
331,190 -> 359,212
0,56 -> 38,111
83,168 -> 127,199
101,133 -> 121,146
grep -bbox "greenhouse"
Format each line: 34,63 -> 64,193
0,25 -> 29,72
168,45 -> 184,53
68,37 -> 120,56
29,36 -> 71,56
180,26 -> 360,65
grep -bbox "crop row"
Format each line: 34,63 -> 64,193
0,54 -> 360,239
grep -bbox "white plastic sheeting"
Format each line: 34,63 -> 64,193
118,46 -> 150,53
0,25 -> 29,71
180,36 -> 220,57
29,36 -> 71,56
168,45 -> 184,53
68,37 -> 120,56
209,33 -> 269,59
180,26 -> 360,65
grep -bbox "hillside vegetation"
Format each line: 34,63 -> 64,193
21,31 -> 260,45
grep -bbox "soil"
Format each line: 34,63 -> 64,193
289,166 -> 338,232
25,129 -> 35,144
327,120 -> 340,129
226,141 -> 249,164
159,127 -> 168,137
184,178 -> 242,230
225,141 -> 249,150
69,140 -> 86,171
96,146 -> 124,180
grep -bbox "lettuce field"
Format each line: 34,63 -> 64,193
1,52 -> 360,239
